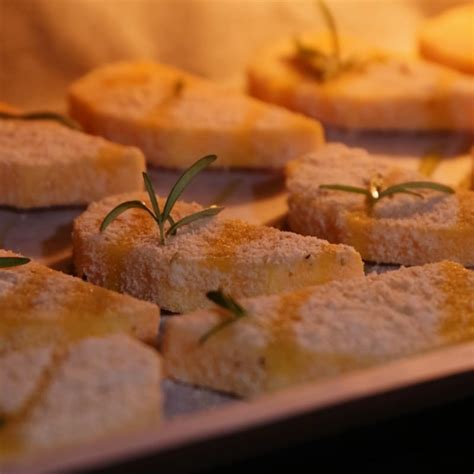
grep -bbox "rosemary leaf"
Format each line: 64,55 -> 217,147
316,0 -> 340,59
319,184 -> 371,196
100,156 -> 224,245
378,181 -> 454,199
0,111 -> 82,130
162,154 -> 217,222
165,206 -> 223,237
0,256 -> 31,268
142,172 -> 162,221
199,290 -> 247,344
198,317 -> 239,345
206,289 -> 246,317
100,200 -> 157,232
392,189 -> 424,199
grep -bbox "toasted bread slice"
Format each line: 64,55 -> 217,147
285,144 -> 474,266
68,61 -> 324,169
248,33 -> 474,131
0,335 -> 161,460
0,250 -> 159,353
0,116 -> 145,209
163,261 -> 474,397
73,193 -> 363,313
419,3 -> 474,75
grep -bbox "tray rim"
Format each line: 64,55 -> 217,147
4,340 -> 474,474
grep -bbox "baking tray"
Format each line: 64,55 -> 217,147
1,129 -> 473,473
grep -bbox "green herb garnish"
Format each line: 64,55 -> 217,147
0,111 -> 82,130
100,155 -> 223,245
199,289 -> 248,344
319,179 -> 454,205
293,0 -> 382,81
0,256 -> 30,268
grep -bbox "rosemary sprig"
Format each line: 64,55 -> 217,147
100,155 -> 224,245
319,180 -> 454,205
0,256 -> 31,268
293,0 -> 382,81
199,289 -> 247,344
0,111 -> 82,130
292,0 -> 347,81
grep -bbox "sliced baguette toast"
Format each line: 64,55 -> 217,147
162,261 -> 474,397
0,115 -> 145,209
248,33 -> 474,131
68,61 -> 324,169
418,3 -> 474,75
0,334 -> 161,461
286,144 -> 474,266
0,250 -> 159,354
73,193 -> 363,313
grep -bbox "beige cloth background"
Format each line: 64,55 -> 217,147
0,0 -> 470,110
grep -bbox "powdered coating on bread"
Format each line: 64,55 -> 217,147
163,261 -> 474,396
0,249 -> 160,352
286,143 -> 474,265
248,33 -> 474,130
0,119 -> 145,208
73,192 -> 363,312
0,335 -> 161,459
68,61 -> 324,168
0,347 -> 54,415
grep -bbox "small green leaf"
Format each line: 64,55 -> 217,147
316,0 -> 340,59
378,181 -> 454,199
393,189 -> 424,199
198,289 -> 247,344
294,38 -> 327,59
100,200 -> 157,232
162,155 -> 217,222
142,172 -> 161,221
0,256 -> 31,268
319,184 -> 371,197
198,317 -> 240,345
0,111 -> 82,130
165,206 -> 223,237
206,289 -> 247,318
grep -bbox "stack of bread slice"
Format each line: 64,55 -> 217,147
286,143 -> 474,265
0,106 -> 145,209
73,193 -> 364,313
68,61 -> 324,169
163,261 -> 474,397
